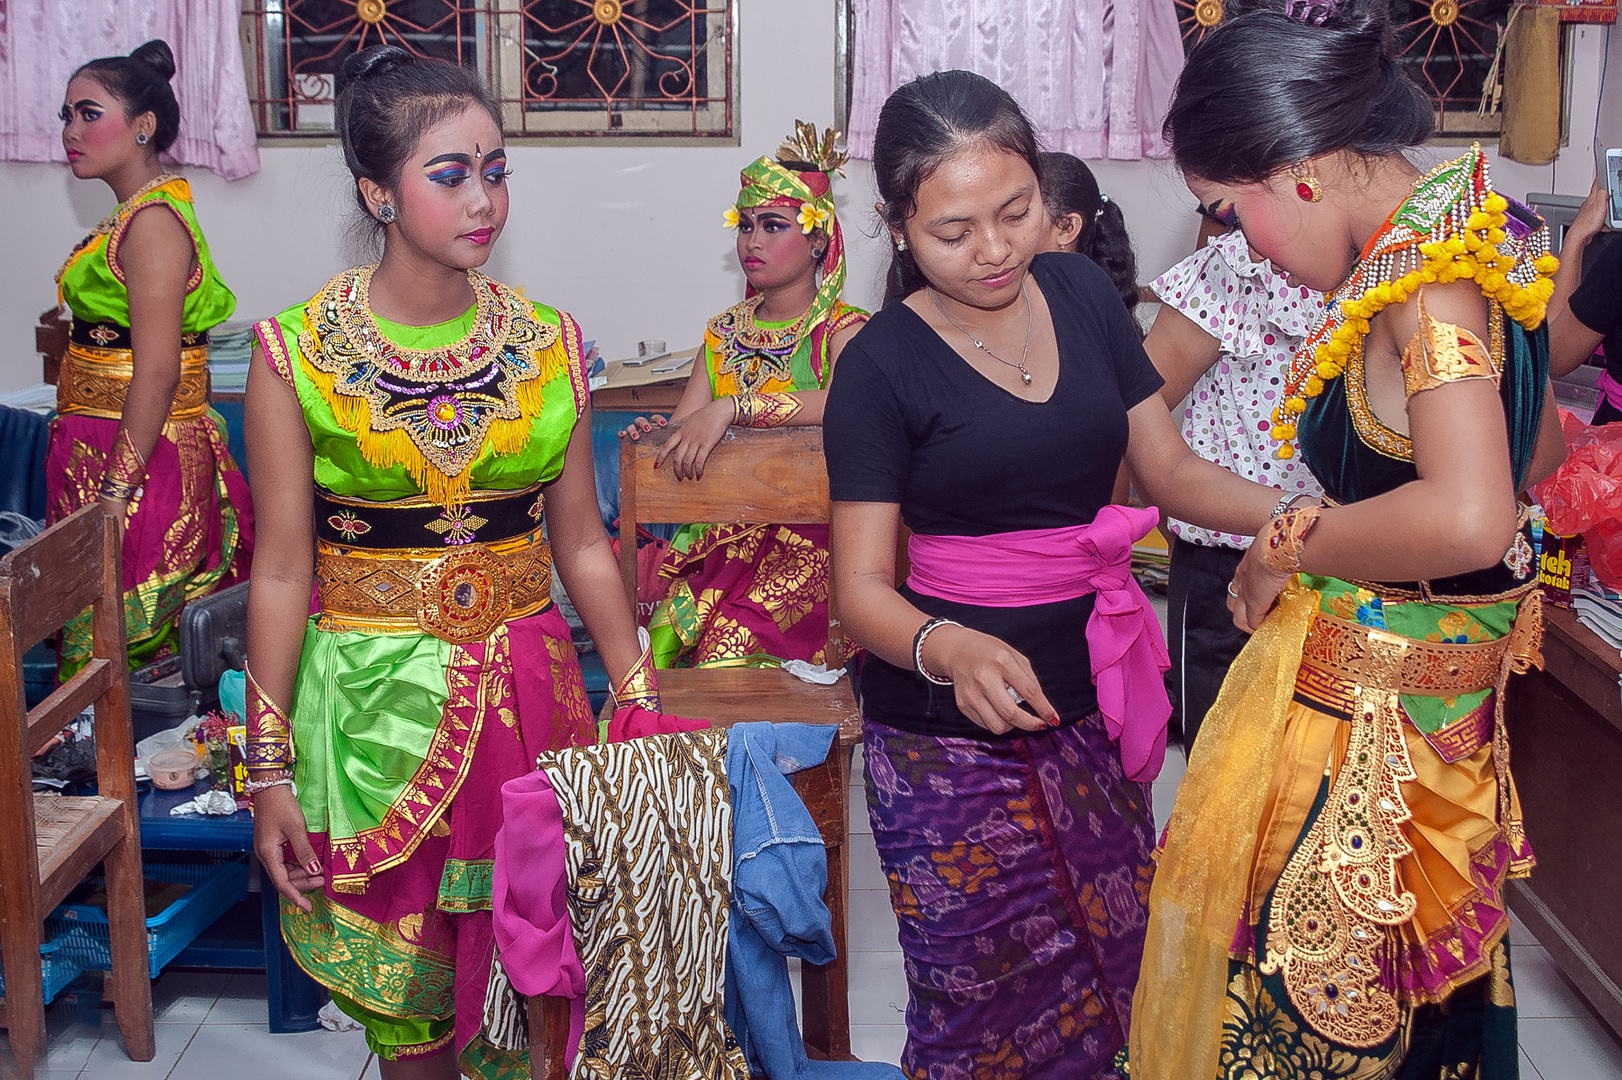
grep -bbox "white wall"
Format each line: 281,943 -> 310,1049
0,14 -> 1610,396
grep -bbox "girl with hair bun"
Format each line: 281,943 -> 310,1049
51,38 -> 251,676
244,45 -> 653,1079
1130,0 -> 1566,1076
1036,151 -> 1141,322
825,69 -> 1328,1078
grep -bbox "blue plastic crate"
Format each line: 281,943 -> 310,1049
48,856 -> 250,980
0,925 -> 89,1005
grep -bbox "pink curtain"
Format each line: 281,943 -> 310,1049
0,0 -> 260,180
848,0 -> 1184,162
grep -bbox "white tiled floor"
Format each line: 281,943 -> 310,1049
6,746 -> 1622,1079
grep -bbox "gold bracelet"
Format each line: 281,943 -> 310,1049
245,666 -> 295,770
611,643 -> 661,712
1260,505 -> 1322,575
732,391 -> 803,428
98,429 -> 147,502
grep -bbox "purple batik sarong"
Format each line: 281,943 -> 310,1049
863,712 -> 1155,1080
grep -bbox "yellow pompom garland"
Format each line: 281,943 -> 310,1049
1270,146 -> 1558,460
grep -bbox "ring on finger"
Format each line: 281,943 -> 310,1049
1227,582 -> 1240,600
1006,685 -> 1024,705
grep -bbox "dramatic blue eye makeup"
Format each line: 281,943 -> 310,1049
427,165 -> 469,186
482,151 -> 510,185
59,100 -> 104,124
1202,199 -> 1240,229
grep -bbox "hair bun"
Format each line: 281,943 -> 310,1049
129,39 -> 176,82
339,46 -> 414,94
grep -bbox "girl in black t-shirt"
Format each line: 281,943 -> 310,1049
823,71 -> 1302,1079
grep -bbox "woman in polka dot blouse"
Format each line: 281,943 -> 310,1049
1144,227 -> 1324,749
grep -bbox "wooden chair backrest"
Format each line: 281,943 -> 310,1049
618,425 -> 841,662
0,505 -> 134,895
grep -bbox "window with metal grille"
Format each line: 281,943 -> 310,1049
240,0 -> 735,139
1175,0 -> 1561,138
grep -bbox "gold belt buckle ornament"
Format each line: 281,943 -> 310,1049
416,545 -> 510,643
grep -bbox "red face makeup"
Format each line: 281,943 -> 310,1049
389,104 -> 511,271
60,75 -> 142,180
735,207 -> 819,292
1187,176 -> 1349,294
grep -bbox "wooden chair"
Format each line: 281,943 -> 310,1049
609,424 -> 862,1061
0,506 -> 153,1079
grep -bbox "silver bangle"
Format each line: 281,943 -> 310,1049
913,617 -> 961,686
245,777 -> 295,797
1269,491 -> 1310,518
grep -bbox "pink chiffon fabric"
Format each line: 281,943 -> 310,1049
905,503 -> 1172,781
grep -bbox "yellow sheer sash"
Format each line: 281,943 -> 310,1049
1129,579 -> 1319,1080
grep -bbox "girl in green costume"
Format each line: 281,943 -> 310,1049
244,47 -> 657,1080
49,39 -> 251,675
620,123 -> 867,669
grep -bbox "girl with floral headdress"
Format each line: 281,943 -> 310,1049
621,122 -> 868,669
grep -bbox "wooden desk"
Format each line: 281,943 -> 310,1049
589,353 -> 694,413
1505,604 -> 1622,1033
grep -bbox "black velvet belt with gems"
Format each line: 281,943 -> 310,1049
314,483 -> 546,549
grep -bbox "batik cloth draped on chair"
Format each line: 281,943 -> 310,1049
846,0 -> 1184,161
0,0 -> 260,179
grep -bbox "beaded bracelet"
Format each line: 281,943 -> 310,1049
912,617 -> 961,686
244,775 -> 295,798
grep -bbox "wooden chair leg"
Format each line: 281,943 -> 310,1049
100,834 -> 154,1062
0,908 -> 47,1080
798,748 -> 853,1060
527,995 -> 571,1080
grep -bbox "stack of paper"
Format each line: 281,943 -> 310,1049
1572,582 -> 1622,653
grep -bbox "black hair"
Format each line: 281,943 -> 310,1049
1164,0 -> 1433,184
334,46 -> 502,225
1038,151 -> 1139,319
872,70 -> 1043,307
74,40 -> 180,154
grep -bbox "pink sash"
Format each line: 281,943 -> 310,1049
1597,369 -> 1622,415
906,504 -> 1171,782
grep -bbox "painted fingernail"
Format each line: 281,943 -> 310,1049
1047,715 -> 1062,727
307,860 -> 322,876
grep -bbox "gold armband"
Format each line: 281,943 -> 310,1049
245,666 -> 295,771
1402,294 -> 1499,398
732,391 -> 803,428
611,632 -> 661,713
1260,505 -> 1321,575
97,429 -> 147,503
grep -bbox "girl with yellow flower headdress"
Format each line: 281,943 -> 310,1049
621,121 -> 868,669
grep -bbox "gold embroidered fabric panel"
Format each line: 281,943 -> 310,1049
1402,296 -> 1501,398
1260,682 -> 1419,1048
538,728 -> 748,1080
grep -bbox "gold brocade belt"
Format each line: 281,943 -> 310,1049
315,531 -> 554,642
58,340 -> 211,422
1299,610 -> 1511,696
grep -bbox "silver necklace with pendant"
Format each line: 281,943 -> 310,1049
930,281 -> 1033,386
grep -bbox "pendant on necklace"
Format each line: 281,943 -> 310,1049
1020,370 -> 1032,385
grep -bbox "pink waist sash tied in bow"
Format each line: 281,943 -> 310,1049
906,503 -> 1171,782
